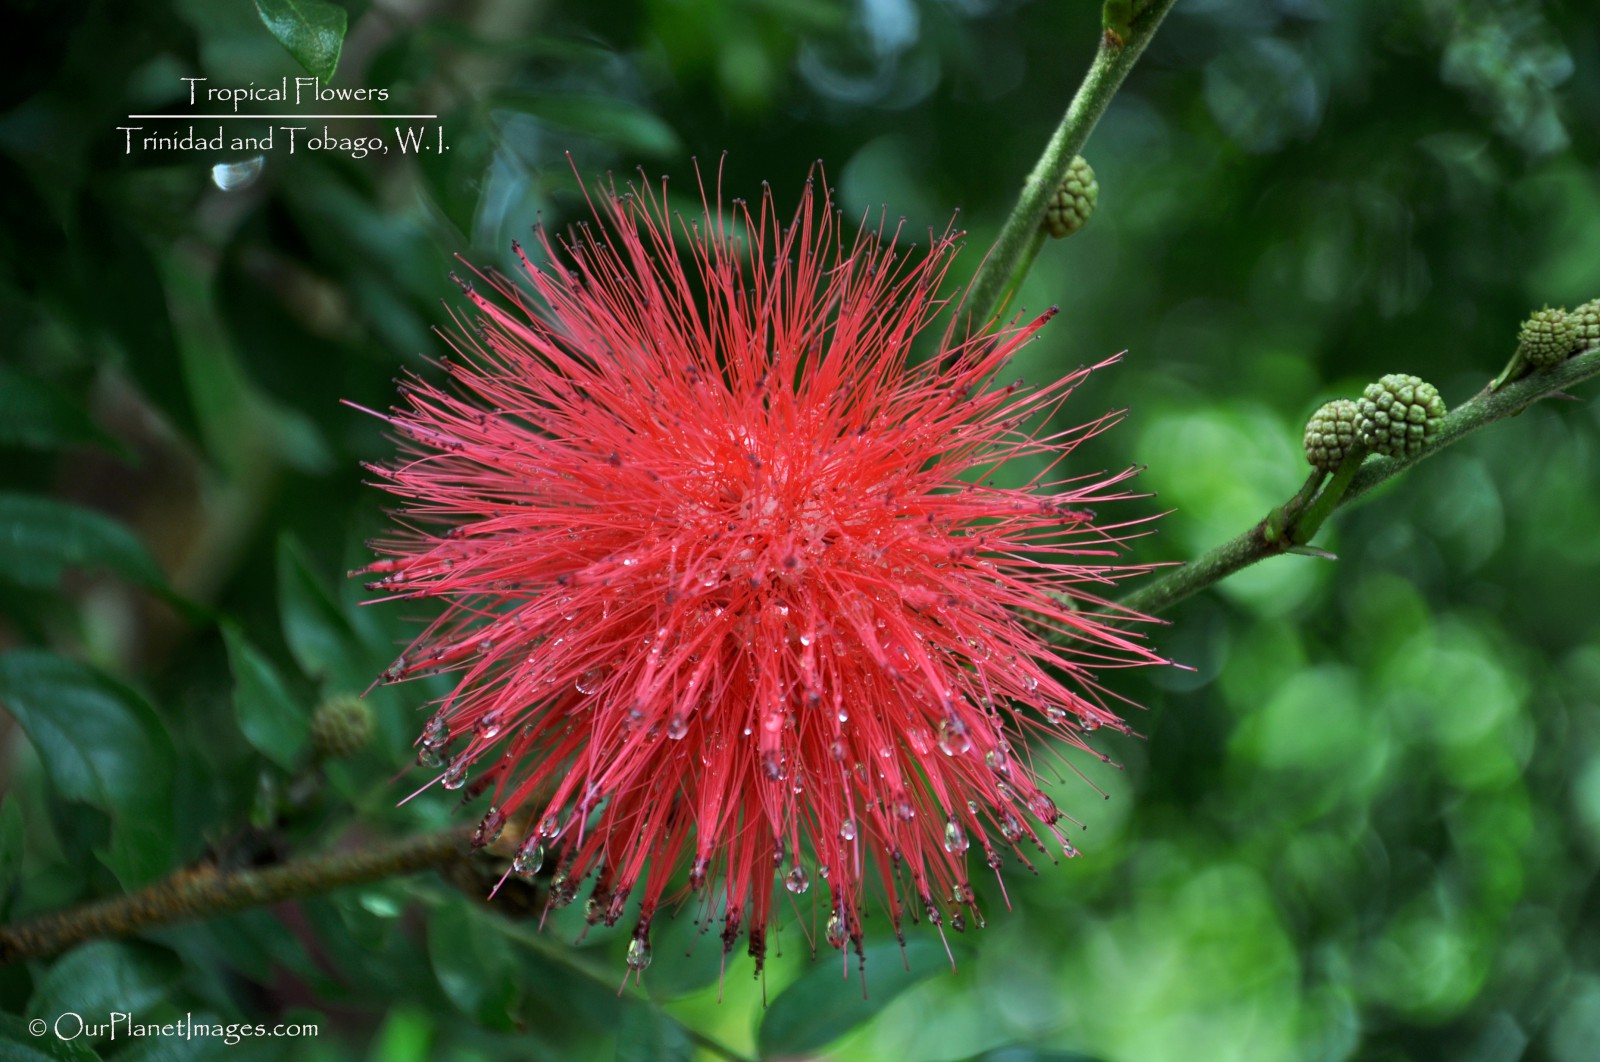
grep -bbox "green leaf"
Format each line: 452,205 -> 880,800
614,1004 -> 691,1062
254,0 -> 347,83
0,1012 -> 101,1061
488,92 -> 682,158
277,535 -> 369,688
418,21 -> 616,62
0,651 -> 175,887
0,369 -> 127,456
0,797 -> 23,921
414,106 -> 492,240
0,493 -> 164,591
366,1006 -> 434,1062
427,902 -> 517,1030
223,627 -> 309,770
71,200 -> 197,442
27,942 -> 182,1037
758,936 -> 967,1059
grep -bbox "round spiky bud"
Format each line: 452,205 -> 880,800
1356,374 -> 1447,458
1303,399 -> 1361,473
1044,156 -> 1098,238
1572,299 -> 1600,350
310,694 -> 375,759
1518,306 -> 1578,368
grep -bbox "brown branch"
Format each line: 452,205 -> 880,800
0,828 -> 470,966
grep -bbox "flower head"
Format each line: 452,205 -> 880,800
357,165 -> 1162,981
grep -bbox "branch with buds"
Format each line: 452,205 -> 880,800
1114,324 -> 1600,621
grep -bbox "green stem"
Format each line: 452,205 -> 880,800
1112,344 -> 1600,619
998,228 -> 1049,313
1288,444 -> 1368,545
965,0 -> 1181,330
1115,521 -> 1277,619
0,828 -> 470,966
1263,468 -> 1325,544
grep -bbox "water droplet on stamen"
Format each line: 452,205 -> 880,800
826,910 -> 847,948
576,669 -> 603,695
513,840 -> 545,878
840,819 -> 857,841
626,936 -> 652,970
667,714 -> 689,740
441,760 -> 468,790
944,817 -> 969,852
785,867 -> 810,894
473,806 -> 505,847
937,718 -> 971,756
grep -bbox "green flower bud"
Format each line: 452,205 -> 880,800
1044,156 -> 1098,239
310,693 -> 375,759
1572,299 -> 1600,350
1303,398 -> 1361,473
1356,374 -> 1447,458
1518,306 -> 1579,367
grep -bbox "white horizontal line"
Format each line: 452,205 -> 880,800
125,114 -> 439,120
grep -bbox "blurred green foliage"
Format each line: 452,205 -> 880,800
2,0 -> 1599,1059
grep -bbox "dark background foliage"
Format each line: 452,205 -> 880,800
3,0 -> 1599,1058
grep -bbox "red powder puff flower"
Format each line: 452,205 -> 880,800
354,163 -> 1164,985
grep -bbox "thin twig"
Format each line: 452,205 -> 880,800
965,0 -> 1181,331
0,828 -> 470,966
